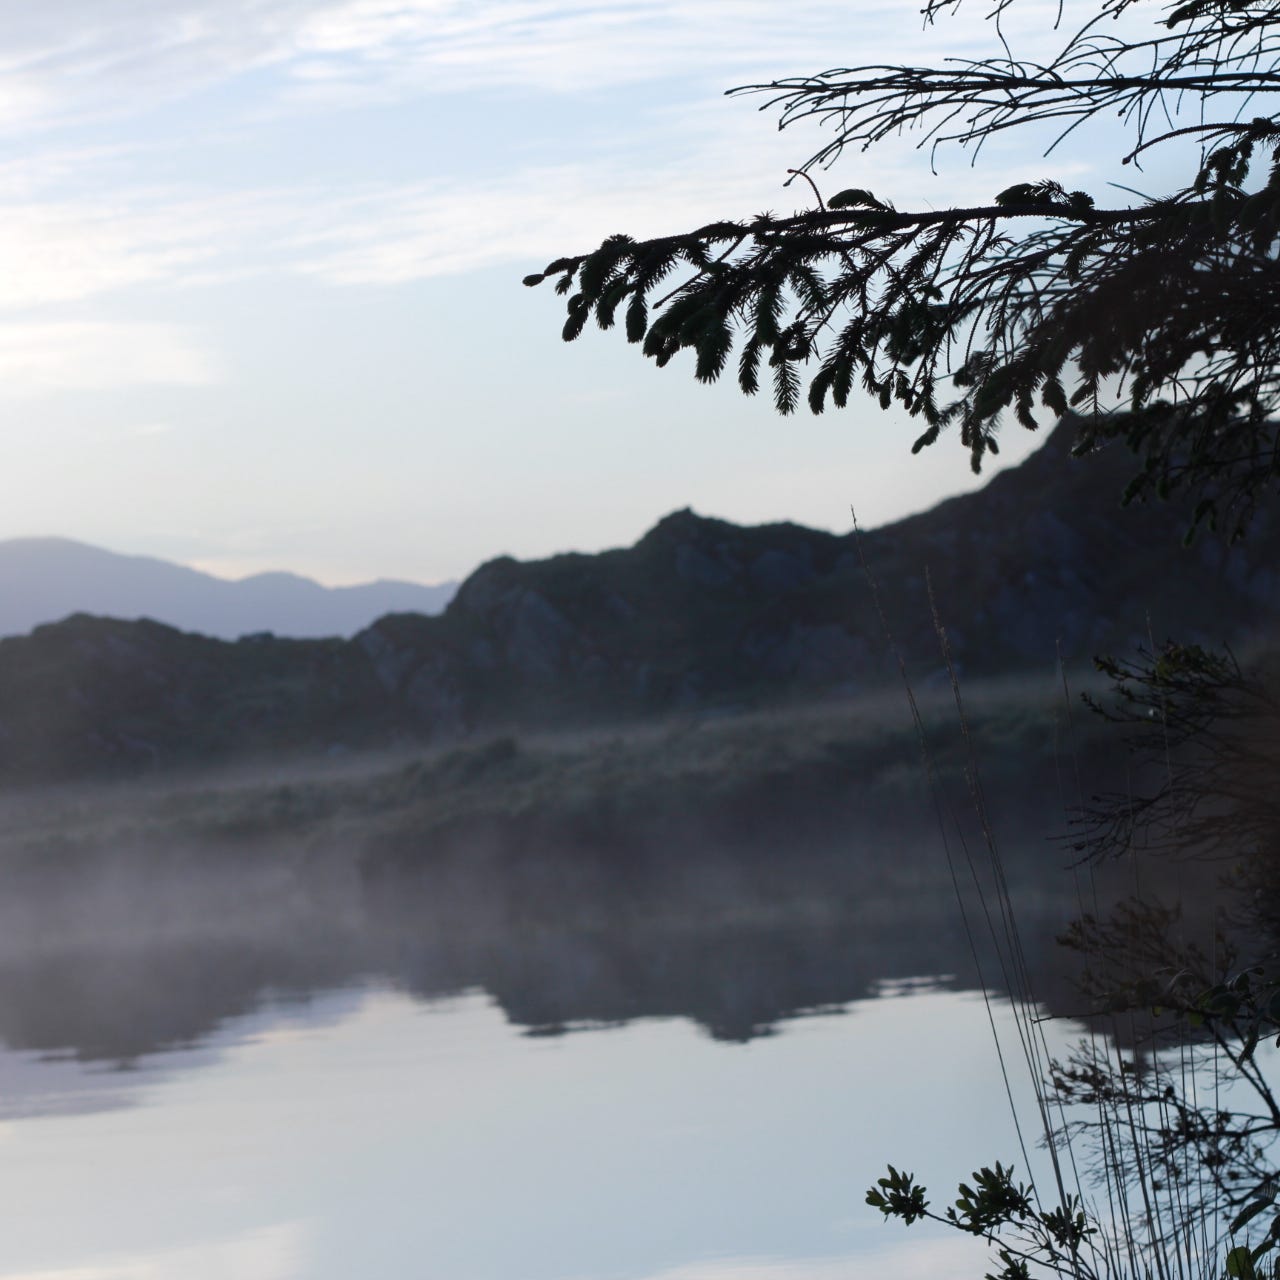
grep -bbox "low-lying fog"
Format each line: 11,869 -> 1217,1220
0,675 -> 1210,1075
0,683 -> 1239,1280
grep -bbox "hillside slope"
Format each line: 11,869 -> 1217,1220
355,417 -> 1280,729
0,418 -> 1275,781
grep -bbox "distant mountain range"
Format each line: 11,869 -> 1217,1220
0,414 -> 1277,782
0,538 -> 457,639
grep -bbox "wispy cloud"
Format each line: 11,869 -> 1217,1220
0,200 -> 216,306
0,0 -> 1071,133
0,0 -> 1161,343
0,184 -> 319,307
285,1 -> 879,98
0,322 -> 220,393
0,1221 -> 307,1280
285,146 -> 1094,287
284,160 -> 788,285
282,0 -> 1085,105
0,137 -> 1094,309
0,0 -> 1113,309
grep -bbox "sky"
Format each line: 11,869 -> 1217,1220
0,0 -> 1164,586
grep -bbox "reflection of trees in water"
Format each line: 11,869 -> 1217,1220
0,811 -> 1184,1068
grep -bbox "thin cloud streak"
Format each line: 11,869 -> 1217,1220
0,140 -> 1094,307
0,1222 -> 307,1280
0,0 -> 1070,133
0,0 -> 1121,308
285,143 -> 1093,287
0,200 -> 219,306
0,322 -> 220,392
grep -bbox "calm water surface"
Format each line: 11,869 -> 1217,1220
0,974 -> 1085,1280
0,780 -> 1171,1280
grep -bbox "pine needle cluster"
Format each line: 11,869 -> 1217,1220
526,0 -> 1280,539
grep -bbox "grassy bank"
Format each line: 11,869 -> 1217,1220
0,671 -> 1116,878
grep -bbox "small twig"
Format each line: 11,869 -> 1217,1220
786,167 -> 827,211
650,232 -> 749,310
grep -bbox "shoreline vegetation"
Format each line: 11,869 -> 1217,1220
0,672 -> 1111,871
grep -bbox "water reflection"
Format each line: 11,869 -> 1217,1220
0,802 -> 1223,1280
0,986 -> 1069,1280
0,807 -> 1152,1101
0,709 -> 1237,1280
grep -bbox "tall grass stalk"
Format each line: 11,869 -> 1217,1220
856,523 -> 1278,1280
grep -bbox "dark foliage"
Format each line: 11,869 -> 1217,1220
1073,642 -> 1280,868
527,0 -> 1280,538
868,641 -> 1280,1280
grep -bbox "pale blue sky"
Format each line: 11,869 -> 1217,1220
0,0 -> 1157,584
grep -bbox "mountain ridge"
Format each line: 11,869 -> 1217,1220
0,415 -> 1276,782
353,415 -> 1279,733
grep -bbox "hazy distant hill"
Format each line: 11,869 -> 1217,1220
0,538 -> 457,639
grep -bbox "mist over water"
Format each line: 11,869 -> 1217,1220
0,774 -> 1089,1071
0,696 -> 1207,1069
0,716 -> 1225,1280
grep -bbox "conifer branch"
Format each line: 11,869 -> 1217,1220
526,0 -> 1280,540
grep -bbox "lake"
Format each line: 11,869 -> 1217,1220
0,976 -> 1084,1280
0,804 -> 1128,1280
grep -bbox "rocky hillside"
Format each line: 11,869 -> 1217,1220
1,417 -> 1276,781
356,417 -> 1280,730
